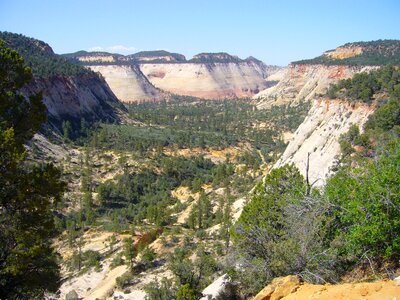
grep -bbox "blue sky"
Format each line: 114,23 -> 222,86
0,0 -> 399,65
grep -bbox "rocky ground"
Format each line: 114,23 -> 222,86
253,275 -> 400,300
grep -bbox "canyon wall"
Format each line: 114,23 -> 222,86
274,98 -> 374,185
255,64 -> 376,108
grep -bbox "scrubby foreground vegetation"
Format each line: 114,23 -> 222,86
230,66 -> 400,297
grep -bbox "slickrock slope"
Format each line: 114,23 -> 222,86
274,99 -> 374,185
139,61 -> 274,99
255,64 -> 376,109
89,65 -> 162,103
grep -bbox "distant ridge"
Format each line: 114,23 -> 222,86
293,39 -> 400,66
63,50 -> 266,65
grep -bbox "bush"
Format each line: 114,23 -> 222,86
144,277 -> 177,300
110,252 -> 124,269
116,272 -> 134,290
325,142 -> 400,261
231,165 -> 339,296
140,246 -> 156,268
82,250 -> 101,271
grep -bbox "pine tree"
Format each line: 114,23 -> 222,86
0,40 -> 65,299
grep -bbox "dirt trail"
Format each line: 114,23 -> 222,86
84,265 -> 127,300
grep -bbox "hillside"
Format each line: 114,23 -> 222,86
231,65 -> 400,299
274,98 -> 373,185
0,31 -> 90,78
0,32 -> 126,134
66,50 -> 281,102
293,40 -> 400,65
255,63 -> 377,109
34,96 -> 310,300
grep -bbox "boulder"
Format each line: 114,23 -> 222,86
253,275 -> 301,300
394,275 -> 400,286
65,290 -> 79,300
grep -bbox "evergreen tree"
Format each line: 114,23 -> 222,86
0,41 -> 65,298
123,237 -> 136,269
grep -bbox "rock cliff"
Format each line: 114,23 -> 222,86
66,51 -> 281,102
274,98 -> 374,185
255,64 -> 376,109
139,60 -> 276,99
1,32 -> 127,132
22,72 -> 126,131
89,65 -> 162,103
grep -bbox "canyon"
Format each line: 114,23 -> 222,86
2,31 -> 399,300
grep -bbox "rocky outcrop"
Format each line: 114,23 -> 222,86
253,275 -> 301,300
274,99 -> 374,185
254,276 -> 400,300
22,72 -> 126,131
255,64 -> 376,109
200,274 -> 230,300
89,65 -> 162,103
324,45 -> 363,59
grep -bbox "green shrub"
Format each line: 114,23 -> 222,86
116,272 -> 134,290
110,252 -> 124,269
326,142 -> 400,261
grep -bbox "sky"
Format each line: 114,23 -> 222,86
0,0 -> 399,66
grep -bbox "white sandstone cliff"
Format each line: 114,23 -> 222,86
139,61 -> 275,99
89,65 -> 162,103
274,98 -> 374,185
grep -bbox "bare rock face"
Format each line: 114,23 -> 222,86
22,72 -> 126,130
139,61 -> 275,99
89,65 -> 162,103
254,64 -> 377,109
274,99 -> 374,185
69,51 -> 281,102
324,45 -> 363,59
253,275 -> 301,300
